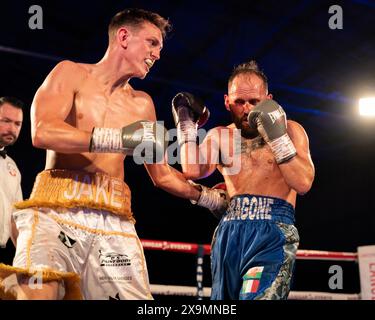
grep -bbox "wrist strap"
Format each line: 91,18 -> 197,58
90,127 -> 123,153
177,120 -> 198,146
269,133 -> 297,164
197,187 -> 223,211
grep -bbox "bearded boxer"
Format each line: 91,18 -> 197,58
0,9 -> 226,300
172,60 -> 315,300
0,97 -> 23,251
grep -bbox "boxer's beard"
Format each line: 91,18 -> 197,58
0,133 -> 17,147
229,108 -> 259,139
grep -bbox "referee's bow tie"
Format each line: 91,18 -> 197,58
0,149 -> 7,159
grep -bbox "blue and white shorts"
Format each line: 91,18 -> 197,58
211,194 -> 299,300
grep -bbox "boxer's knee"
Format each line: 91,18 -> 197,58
6,274 -> 64,300
19,278 -> 64,300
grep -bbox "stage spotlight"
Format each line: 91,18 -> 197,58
359,98 -> 375,116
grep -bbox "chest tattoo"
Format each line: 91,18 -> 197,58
239,136 -> 266,155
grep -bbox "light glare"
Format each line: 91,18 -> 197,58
359,98 -> 375,116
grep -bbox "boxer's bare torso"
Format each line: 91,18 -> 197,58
216,124 -> 298,207
41,61 -> 155,180
31,22 -> 164,181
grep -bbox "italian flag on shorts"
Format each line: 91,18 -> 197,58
241,266 -> 264,294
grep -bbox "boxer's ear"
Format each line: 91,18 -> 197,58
224,94 -> 230,111
117,27 -> 131,49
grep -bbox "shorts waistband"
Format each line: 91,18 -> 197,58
14,169 -> 133,221
223,194 -> 295,224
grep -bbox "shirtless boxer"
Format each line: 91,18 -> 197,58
172,60 -> 315,299
0,8 -> 225,300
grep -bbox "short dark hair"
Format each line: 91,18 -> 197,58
108,8 -> 171,40
0,96 -> 24,110
228,60 -> 268,92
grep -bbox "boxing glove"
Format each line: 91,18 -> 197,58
89,120 -> 168,163
248,99 -> 296,164
208,182 -> 229,219
189,180 -> 229,219
172,92 -> 210,145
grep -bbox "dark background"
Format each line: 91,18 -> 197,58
1,0 -> 374,296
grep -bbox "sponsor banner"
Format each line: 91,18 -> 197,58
358,245 -> 375,300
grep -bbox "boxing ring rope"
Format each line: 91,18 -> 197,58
141,239 -> 361,300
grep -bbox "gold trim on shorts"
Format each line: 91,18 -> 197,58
0,210 -> 81,300
0,263 -> 81,300
14,169 -> 134,222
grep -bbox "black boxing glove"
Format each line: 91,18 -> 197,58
248,99 -> 296,164
172,92 -> 210,146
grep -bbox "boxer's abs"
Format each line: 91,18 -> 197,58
219,146 -> 296,207
45,150 -> 126,180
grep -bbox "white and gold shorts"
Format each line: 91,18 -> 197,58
0,170 -> 152,300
